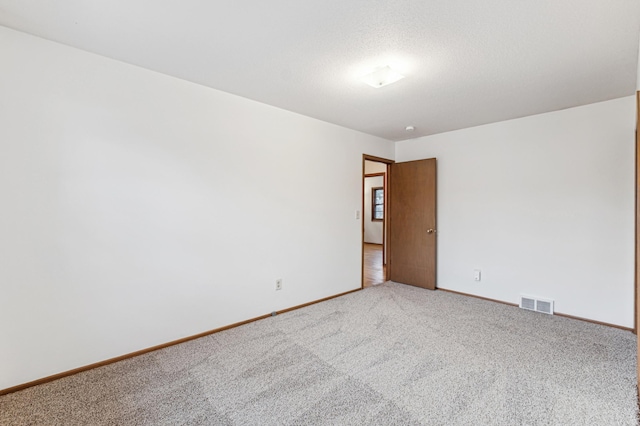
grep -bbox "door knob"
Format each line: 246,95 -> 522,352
427,229 -> 436,234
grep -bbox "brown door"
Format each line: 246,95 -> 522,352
388,158 -> 437,289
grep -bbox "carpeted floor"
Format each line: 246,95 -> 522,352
1,282 -> 637,425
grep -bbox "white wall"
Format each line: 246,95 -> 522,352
364,176 -> 384,244
0,26 -> 394,390
396,97 -> 636,328
637,34 -> 640,90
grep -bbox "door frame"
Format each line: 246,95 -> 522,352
635,90 -> 639,331
362,154 -> 394,288
635,90 -> 639,394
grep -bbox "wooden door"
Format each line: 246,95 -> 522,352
388,158 -> 437,289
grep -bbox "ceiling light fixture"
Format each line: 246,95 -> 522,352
360,66 -> 405,88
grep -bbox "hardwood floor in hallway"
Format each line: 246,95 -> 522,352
363,243 -> 386,288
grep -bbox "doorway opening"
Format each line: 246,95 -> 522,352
362,155 -> 393,288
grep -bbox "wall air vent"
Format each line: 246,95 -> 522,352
520,296 -> 536,311
519,295 -> 554,315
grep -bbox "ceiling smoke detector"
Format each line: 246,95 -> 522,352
360,66 -> 405,88
405,126 -> 415,132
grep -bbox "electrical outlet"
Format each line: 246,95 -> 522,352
474,269 -> 481,281
275,278 -> 283,291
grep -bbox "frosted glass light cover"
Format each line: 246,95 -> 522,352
361,66 -> 405,88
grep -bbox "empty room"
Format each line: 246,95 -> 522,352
1,1 -> 639,425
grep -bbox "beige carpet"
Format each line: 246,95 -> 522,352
1,282 -> 637,425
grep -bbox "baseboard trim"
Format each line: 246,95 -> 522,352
552,312 -> 633,332
0,288 -> 361,396
437,288 -> 518,307
277,289 -> 360,314
437,288 -> 633,332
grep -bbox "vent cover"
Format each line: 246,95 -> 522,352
519,295 -> 554,315
520,297 -> 536,311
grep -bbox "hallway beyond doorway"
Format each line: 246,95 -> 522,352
363,243 -> 385,287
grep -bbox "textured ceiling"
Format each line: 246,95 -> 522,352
1,1 -> 639,141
